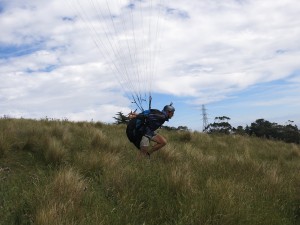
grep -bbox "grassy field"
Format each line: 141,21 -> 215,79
0,118 -> 299,225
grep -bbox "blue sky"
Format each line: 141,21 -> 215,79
1,0 -> 300,131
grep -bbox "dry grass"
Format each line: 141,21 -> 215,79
1,118 -> 299,225
44,137 -> 68,165
35,168 -> 87,225
168,163 -> 195,194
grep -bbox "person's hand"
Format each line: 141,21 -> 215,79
128,111 -> 138,119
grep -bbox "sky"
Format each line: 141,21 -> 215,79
1,0 -> 300,131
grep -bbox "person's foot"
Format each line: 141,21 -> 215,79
146,152 -> 150,159
138,149 -> 150,159
141,151 -> 150,159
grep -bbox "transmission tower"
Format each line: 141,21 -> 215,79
201,104 -> 209,132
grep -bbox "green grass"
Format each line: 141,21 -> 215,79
0,118 -> 299,225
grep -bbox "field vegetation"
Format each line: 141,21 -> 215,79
0,118 -> 300,225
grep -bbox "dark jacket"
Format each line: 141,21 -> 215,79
139,109 -> 168,137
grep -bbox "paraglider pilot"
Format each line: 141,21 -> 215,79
126,104 -> 175,158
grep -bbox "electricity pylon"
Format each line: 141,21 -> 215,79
201,104 -> 209,132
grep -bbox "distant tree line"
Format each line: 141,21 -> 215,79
204,116 -> 300,144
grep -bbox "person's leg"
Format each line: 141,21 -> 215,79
139,136 -> 151,158
148,134 -> 167,154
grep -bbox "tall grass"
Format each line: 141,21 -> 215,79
35,168 -> 87,225
0,118 -> 299,225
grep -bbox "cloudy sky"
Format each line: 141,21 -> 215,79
1,0 -> 300,130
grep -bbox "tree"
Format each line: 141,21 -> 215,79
205,116 -> 232,134
248,119 -> 274,138
233,125 -> 246,135
280,122 -> 300,143
113,112 -> 129,125
177,126 -> 189,131
246,119 -> 300,144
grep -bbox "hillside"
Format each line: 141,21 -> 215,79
0,118 -> 299,225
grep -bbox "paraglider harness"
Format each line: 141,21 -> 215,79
126,109 -> 166,149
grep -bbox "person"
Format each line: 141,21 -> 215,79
126,104 -> 175,158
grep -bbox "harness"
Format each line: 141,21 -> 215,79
126,109 -> 166,149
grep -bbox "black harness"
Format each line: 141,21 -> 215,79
126,109 -> 166,149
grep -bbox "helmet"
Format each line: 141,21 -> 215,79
163,103 -> 175,112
